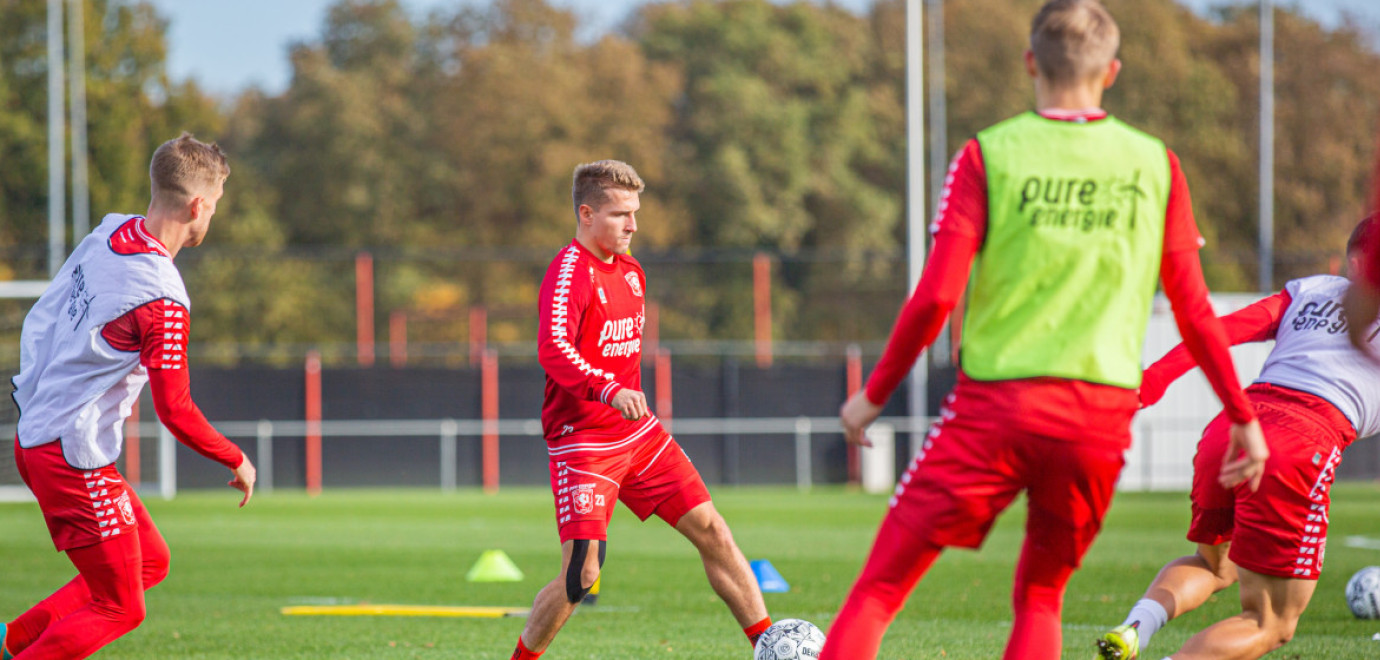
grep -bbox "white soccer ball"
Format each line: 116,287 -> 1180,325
1347,566 -> 1380,619
754,618 -> 826,660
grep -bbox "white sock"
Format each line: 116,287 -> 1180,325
1121,598 -> 1168,651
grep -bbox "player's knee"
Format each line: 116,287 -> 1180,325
564,540 -> 606,603
143,548 -> 171,588
1271,615 -> 1301,647
124,599 -> 148,629
1197,548 -> 1237,585
689,514 -> 734,553
93,594 -> 147,632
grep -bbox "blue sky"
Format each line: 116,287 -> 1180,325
145,0 -> 1380,98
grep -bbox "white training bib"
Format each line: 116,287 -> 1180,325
1257,275 -> 1380,437
12,214 -> 189,469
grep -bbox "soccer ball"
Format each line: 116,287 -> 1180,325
754,618 -> 826,660
1346,566 -> 1380,619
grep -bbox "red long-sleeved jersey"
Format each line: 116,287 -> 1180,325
865,110 -> 1253,445
98,225 -> 243,470
537,240 -> 660,455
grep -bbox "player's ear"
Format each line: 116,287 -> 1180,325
1023,50 -> 1039,79
187,195 -> 205,221
1101,58 -> 1122,90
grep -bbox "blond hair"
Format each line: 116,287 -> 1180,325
1029,0 -> 1120,84
572,160 -> 645,216
150,132 -> 229,204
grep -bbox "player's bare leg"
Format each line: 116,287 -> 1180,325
1167,567 -> 1316,660
1143,543 -> 1238,618
1100,543 -> 1237,658
674,502 -> 768,627
518,539 -> 602,653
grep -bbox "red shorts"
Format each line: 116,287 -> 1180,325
15,438 -> 144,551
889,388 -> 1127,570
1188,383 -> 1356,580
548,429 -> 711,543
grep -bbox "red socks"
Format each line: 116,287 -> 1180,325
511,636 -> 543,660
745,617 -> 773,647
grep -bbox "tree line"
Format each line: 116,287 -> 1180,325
0,0 -> 1376,357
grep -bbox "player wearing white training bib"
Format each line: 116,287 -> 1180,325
1254,275 -> 1380,437
1098,215 -> 1380,660
14,213 -> 191,469
2,134 -> 255,660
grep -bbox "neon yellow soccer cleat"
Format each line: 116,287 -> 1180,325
1095,623 -> 1139,660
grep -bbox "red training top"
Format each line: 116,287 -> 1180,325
98,219 -> 243,470
537,240 -> 662,457
865,109 -> 1254,446
1139,290 -> 1291,406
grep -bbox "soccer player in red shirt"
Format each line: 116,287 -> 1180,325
818,2 -> 1263,658
1098,216 -> 1380,660
1344,150 -> 1380,354
509,161 -> 770,660
2,134 -> 256,660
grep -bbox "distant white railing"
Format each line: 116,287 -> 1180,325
0,412 -> 1243,503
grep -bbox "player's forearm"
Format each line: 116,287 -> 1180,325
864,234 -> 977,405
1144,290 -> 1290,396
1160,250 -> 1254,423
537,339 -> 623,404
148,368 -> 244,469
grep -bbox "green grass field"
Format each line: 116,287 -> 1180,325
2,483 -> 1380,659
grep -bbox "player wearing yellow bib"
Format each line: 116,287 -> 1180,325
819,2 -> 1263,658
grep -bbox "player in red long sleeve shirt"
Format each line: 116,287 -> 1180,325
1344,152 -> 1380,354
819,3 -> 1261,659
3,134 -> 254,660
510,161 -> 769,660
1100,216 -> 1380,660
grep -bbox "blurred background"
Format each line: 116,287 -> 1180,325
0,0 -> 1377,494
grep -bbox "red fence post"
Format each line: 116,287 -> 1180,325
355,252 -> 375,366
305,350 -> 323,496
846,344 -> 862,486
482,348 -> 499,495
753,252 -> 773,368
389,310 -> 407,367
469,306 -> 488,367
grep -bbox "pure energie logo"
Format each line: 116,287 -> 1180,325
1017,171 -> 1148,232
597,313 -> 643,357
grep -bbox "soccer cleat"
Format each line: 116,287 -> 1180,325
1094,623 -> 1139,660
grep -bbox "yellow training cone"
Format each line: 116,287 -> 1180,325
466,549 -> 525,582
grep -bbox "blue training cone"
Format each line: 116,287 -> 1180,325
750,559 -> 790,593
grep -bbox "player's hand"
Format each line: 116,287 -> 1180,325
1138,371 -> 1168,409
229,454 -> 256,507
610,388 -> 648,421
840,390 -> 883,448
1219,418 -> 1267,491
1343,282 -> 1380,362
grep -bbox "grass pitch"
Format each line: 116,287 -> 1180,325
2,484 -> 1380,659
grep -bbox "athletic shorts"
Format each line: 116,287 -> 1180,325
1188,383 -> 1356,580
548,429 -> 711,543
15,438 -> 144,552
888,388 -> 1127,570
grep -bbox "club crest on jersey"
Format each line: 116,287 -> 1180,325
116,492 -> 136,526
624,272 -> 643,297
597,288 -> 608,304
572,483 -> 598,515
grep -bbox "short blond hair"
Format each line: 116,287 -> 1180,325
572,160 -> 644,216
1030,0 -> 1120,85
150,132 -> 229,204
